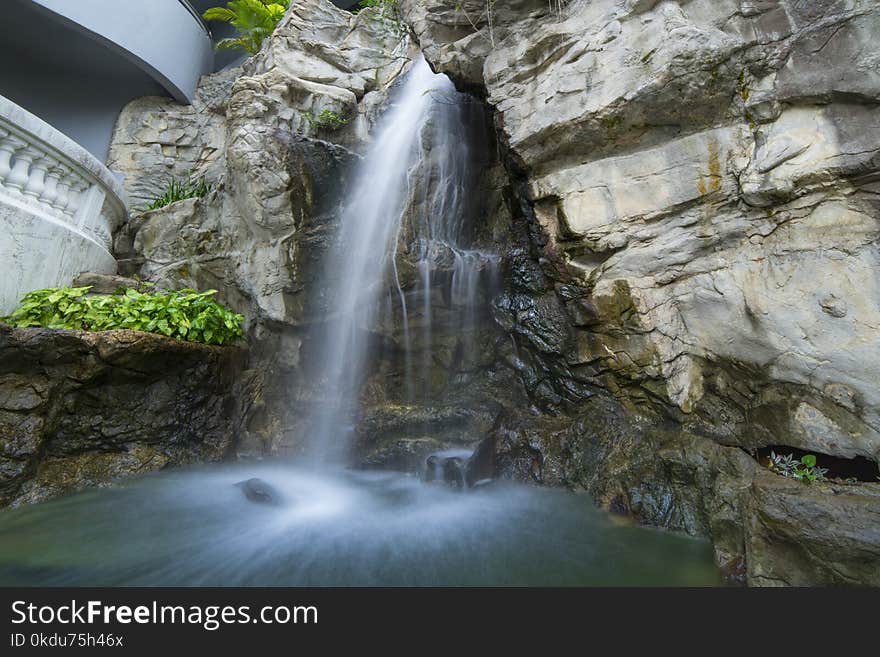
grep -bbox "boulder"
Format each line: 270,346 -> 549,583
235,478 -> 283,505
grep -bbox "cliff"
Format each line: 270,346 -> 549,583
97,0 -> 880,584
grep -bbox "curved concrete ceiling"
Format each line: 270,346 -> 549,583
29,0 -> 214,103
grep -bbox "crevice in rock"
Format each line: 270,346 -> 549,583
750,445 -> 879,484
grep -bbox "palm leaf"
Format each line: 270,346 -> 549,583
202,7 -> 237,22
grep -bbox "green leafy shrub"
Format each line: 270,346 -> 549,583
2,287 -> 244,346
768,451 -> 828,483
145,175 -> 212,212
203,0 -> 290,55
306,109 -> 350,131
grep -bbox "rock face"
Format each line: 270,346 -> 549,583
111,1 -> 413,455
100,0 -> 880,584
110,0 -> 519,465
0,326 -> 247,507
401,0 -> 880,584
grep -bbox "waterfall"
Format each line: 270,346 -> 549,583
304,55 -> 497,463
406,74 -> 499,406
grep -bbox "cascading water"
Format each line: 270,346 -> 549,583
304,56 -> 498,462
405,72 -> 500,408
304,57 -> 442,461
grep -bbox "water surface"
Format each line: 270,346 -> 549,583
0,464 -> 719,586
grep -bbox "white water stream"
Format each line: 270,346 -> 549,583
306,56 -> 498,461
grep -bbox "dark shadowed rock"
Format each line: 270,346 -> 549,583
464,434 -> 495,487
235,478 -> 283,505
0,325 -> 247,508
424,452 -> 469,489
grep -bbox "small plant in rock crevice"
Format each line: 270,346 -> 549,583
1,287 -> 244,346
768,451 -> 828,483
306,109 -> 350,132
144,175 -> 212,212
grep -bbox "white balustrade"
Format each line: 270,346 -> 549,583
0,94 -> 127,253
0,94 -> 129,314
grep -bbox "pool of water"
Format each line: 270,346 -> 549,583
0,463 -> 720,586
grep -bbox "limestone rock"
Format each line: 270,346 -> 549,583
404,0 -> 880,584
406,0 -> 880,463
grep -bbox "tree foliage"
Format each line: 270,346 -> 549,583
203,0 -> 291,55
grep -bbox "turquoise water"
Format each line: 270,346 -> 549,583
0,464 -> 720,586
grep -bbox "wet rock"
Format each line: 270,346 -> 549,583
235,478 -> 283,506
0,325 -> 247,508
355,404 -> 499,471
488,395 -> 880,586
464,434 -> 494,487
746,472 -> 880,586
424,454 -> 467,489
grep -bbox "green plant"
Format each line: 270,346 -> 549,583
305,109 -> 350,131
768,451 -> 828,483
2,287 -> 244,346
203,0 -> 290,55
145,175 -> 212,212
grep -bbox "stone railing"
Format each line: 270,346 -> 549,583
0,95 -> 128,313
0,96 -> 127,251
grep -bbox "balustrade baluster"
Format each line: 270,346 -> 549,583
63,176 -> 88,217
42,164 -> 63,208
53,175 -> 72,213
23,153 -> 50,198
5,142 -> 35,191
0,130 -> 16,183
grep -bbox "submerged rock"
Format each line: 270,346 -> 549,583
424,453 -> 467,489
235,478 -> 283,506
